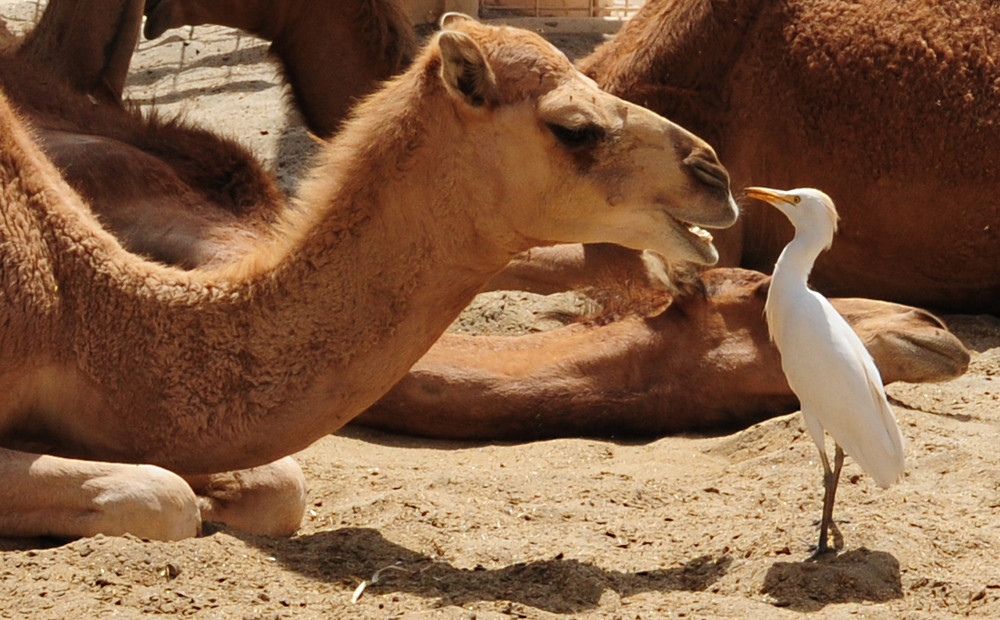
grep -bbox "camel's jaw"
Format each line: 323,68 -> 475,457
662,211 -> 722,266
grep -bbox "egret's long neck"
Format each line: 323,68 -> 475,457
766,230 -> 825,336
771,232 -> 823,288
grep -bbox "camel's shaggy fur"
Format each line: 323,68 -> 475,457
580,0 -> 1000,312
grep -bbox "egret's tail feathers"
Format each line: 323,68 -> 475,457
847,382 -> 906,488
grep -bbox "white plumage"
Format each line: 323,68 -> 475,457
746,186 -> 905,557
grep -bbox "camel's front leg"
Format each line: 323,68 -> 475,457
0,449 -> 307,540
183,457 -> 308,537
0,448 -> 201,541
18,0 -> 145,101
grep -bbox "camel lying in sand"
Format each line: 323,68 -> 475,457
128,0 -> 971,437
148,0 -> 1000,312
578,0 -> 1000,313
0,0 -> 740,540
10,0 -> 967,445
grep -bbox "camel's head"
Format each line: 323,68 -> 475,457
432,14 -> 739,266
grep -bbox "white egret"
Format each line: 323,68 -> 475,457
745,186 -> 905,558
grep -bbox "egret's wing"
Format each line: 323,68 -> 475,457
855,337 -> 906,488
775,292 -> 905,488
811,300 -> 905,488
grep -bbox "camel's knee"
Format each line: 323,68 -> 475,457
84,465 -> 201,541
857,308 -> 971,384
866,316 -> 971,383
187,457 -> 307,537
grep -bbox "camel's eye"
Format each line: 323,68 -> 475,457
546,122 -> 605,149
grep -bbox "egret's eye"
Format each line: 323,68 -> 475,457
792,196 -> 802,204
546,122 -> 605,149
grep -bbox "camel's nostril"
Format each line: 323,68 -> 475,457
685,154 -> 730,191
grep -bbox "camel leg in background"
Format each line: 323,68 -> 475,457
142,0 -> 417,137
358,269 -> 970,440
17,0 -> 143,101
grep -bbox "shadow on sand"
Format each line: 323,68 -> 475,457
239,526 -> 732,614
762,548 -> 902,611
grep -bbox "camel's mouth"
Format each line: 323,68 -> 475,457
665,215 -> 720,265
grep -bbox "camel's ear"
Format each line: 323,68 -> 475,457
439,12 -> 475,29
438,30 -> 498,107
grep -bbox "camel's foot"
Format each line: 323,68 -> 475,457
0,450 -> 306,541
0,449 -> 201,541
184,457 -> 308,537
833,298 -> 970,383
78,464 -> 203,540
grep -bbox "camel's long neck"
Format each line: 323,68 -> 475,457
43,74 -> 518,473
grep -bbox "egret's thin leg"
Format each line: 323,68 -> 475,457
829,445 -> 845,547
809,444 -> 845,560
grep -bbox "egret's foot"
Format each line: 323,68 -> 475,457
805,541 -> 838,561
811,517 -> 852,528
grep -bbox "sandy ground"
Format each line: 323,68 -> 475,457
2,3 -> 1000,618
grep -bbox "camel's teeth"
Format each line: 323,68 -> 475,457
689,225 -> 713,243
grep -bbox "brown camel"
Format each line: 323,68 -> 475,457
147,0 -> 1000,311
0,1 -> 739,540
578,0 -> 1000,313
127,1 -> 971,421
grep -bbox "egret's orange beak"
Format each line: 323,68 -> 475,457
744,186 -> 789,205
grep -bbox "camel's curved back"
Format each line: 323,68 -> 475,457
582,0 -> 1000,312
